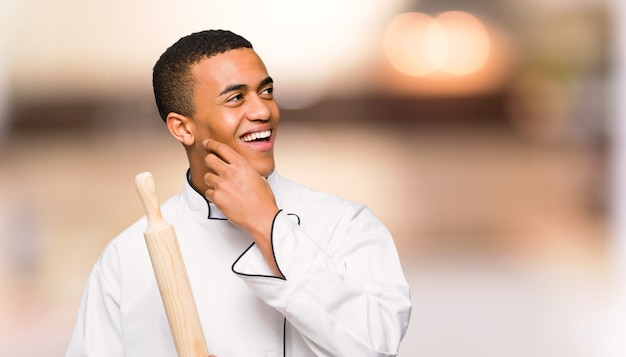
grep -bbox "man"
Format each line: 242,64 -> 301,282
66,30 -> 411,356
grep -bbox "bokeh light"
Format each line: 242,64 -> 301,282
384,11 -> 491,77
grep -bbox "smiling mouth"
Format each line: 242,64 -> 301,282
241,130 -> 271,143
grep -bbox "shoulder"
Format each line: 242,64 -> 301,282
273,174 -> 381,231
273,174 -> 391,255
95,191 -> 186,268
275,174 -> 364,212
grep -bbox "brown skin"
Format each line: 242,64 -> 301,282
165,48 -> 282,277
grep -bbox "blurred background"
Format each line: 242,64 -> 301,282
0,0 -> 622,355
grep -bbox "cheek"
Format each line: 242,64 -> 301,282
215,114 -> 241,137
270,104 -> 280,120
199,120 -> 237,142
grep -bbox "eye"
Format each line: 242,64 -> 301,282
260,86 -> 274,97
227,93 -> 244,103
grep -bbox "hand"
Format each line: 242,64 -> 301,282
202,139 -> 283,276
202,139 -> 279,238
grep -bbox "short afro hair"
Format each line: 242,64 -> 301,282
152,30 -> 253,121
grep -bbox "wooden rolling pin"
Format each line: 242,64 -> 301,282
135,172 -> 210,357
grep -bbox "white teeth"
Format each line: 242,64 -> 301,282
241,130 -> 271,142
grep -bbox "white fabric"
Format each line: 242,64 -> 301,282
65,171 -> 411,356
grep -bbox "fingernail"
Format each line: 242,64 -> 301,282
203,139 -> 209,146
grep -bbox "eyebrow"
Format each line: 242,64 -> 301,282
259,76 -> 274,88
218,76 -> 274,96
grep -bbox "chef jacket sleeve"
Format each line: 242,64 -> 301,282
65,249 -> 124,357
232,207 -> 412,357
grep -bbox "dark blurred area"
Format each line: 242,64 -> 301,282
0,0 -> 618,356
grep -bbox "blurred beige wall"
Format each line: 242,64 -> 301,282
0,0 -> 618,356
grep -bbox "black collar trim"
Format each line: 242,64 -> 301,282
186,168 -> 227,220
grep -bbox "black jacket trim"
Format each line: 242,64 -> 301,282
186,168 -> 227,220
231,209 -> 287,280
287,213 -> 300,226
283,318 -> 287,357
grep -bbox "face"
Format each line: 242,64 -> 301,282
186,48 -> 280,177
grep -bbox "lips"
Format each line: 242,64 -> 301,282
239,128 -> 275,152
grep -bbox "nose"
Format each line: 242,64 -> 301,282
246,94 -> 271,121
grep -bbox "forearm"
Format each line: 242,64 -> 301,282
281,257 -> 410,356
246,209 -> 284,278
233,210 -> 411,355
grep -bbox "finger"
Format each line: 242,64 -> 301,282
204,152 -> 227,174
203,171 -> 218,189
204,187 -> 215,203
203,180 -> 216,202
202,139 -> 241,165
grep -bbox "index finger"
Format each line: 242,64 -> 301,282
202,139 -> 240,164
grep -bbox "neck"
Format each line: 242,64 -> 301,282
188,168 -> 210,197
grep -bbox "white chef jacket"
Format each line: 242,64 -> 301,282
66,171 -> 411,356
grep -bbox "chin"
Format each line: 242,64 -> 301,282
255,162 -> 275,178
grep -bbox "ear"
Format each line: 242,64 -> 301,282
166,113 -> 195,146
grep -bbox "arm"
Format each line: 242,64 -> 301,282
65,262 -> 124,357
202,139 -> 411,355
233,207 -> 412,356
66,231 -> 218,357
202,139 -> 281,276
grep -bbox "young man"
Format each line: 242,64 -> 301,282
66,30 -> 411,356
